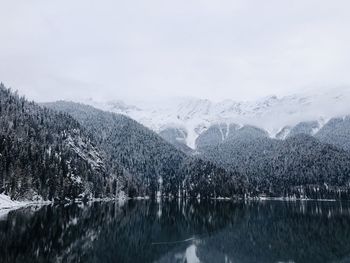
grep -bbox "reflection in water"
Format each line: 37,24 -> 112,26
1,200 -> 350,263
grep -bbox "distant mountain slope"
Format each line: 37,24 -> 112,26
283,121 -> 321,139
196,123 -> 237,150
196,124 -> 267,151
158,127 -> 193,154
315,116 -> 350,152
0,84 -> 121,201
200,133 -> 350,199
44,101 -> 242,198
274,117 -> 350,152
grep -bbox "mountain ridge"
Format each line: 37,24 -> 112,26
83,87 -> 350,149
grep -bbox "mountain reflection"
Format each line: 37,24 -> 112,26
1,200 -> 350,263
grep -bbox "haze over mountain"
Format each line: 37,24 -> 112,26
85,86 -> 350,149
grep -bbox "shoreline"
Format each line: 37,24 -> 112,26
0,194 -> 130,218
0,194 -> 345,218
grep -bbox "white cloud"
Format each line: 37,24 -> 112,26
1,0 -> 350,102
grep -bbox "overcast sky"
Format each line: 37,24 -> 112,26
1,0 -> 350,102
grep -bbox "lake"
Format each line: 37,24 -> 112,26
1,200 -> 350,263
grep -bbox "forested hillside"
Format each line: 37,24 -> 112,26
315,116 -> 350,151
2,83 -> 350,201
44,100 -> 350,200
44,101 -> 243,198
274,117 -> 350,151
195,124 -> 268,150
200,131 -> 350,199
0,84 -> 123,201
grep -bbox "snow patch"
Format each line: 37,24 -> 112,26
0,194 -> 51,219
0,194 -> 25,210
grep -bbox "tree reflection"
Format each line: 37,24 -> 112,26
0,200 -> 350,263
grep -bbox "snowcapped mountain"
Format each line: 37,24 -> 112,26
85,87 -> 350,149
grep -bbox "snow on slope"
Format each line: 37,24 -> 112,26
0,194 -> 25,210
0,194 -> 31,219
85,87 -> 350,149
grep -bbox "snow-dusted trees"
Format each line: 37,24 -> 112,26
3,82 -> 350,201
201,129 -> 350,199
0,84 -> 119,200
44,101 -> 247,199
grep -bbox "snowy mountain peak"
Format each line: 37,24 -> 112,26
84,87 -> 350,149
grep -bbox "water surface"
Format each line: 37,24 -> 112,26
1,200 -> 350,263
